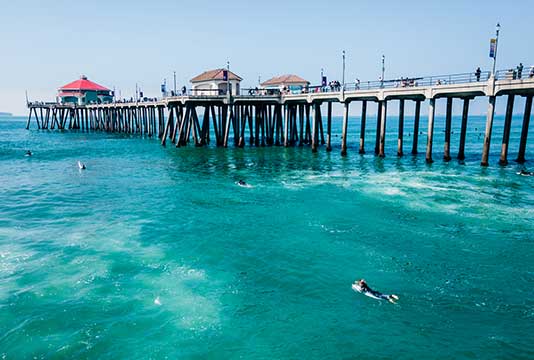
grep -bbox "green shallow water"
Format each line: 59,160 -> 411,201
0,114 -> 533,359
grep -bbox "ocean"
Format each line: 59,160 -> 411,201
0,112 -> 533,359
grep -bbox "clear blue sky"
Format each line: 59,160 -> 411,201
1,0 -> 533,115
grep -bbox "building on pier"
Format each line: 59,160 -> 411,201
58,76 -> 113,105
261,74 -> 310,94
190,69 -> 242,96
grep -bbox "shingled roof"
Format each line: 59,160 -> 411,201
190,69 -> 243,83
261,74 -> 309,86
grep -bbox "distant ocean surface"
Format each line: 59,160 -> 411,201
0,113 -> 533,359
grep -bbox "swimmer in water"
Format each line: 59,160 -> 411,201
25,150 -> 32,156
353,279 -> 399,304
78,161 -> 86,170
518,169 -> 533,176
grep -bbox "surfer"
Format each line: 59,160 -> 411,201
237,180 -> 252,188
77,161 -> 86,170
352,279 -> 399,304
25,150 -> 32,156
518,169 -> 533,176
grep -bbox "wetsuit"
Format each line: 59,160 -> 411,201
360,283 -> 391,300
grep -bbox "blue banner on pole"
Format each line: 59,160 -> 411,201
222,70 -> 228,81
489,38 -> 496,58
322,76 -> 327,87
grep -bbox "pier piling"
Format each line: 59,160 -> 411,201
341,102 -> 350,156
444,97 -> 453,161
378,101 -> 387,157
359,100 -> 367,154
398,99 -> 405,156
412,100 -> 421,155
499,94 -> 515,165
517,95 -> 533,163
481,96 -> 496,166
458,98 -> 470,160
326,102 -> 332,151
426,98 -> 436,163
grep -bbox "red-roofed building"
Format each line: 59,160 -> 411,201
58,76 -> 113,105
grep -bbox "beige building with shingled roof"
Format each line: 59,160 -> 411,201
261,74 -> 310,93
190,69 -> 242,96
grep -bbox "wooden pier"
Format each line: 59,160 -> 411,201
27,70 -> 534,166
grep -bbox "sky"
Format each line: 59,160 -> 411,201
0,0 -> 533,116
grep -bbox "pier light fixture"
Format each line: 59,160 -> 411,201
226,61 -> 230,97
491,23 -> 501,77
173,71 -> 177,95
342,51 -> 346,89
381,55 -> 385,88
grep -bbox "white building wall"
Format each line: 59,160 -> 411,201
192,80 -> 241,96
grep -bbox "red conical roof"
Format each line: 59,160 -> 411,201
59,76 -> 110,91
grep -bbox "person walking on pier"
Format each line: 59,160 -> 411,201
475,67 -> 482,81
519,63 -> 525,78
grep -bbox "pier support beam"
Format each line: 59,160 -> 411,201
341,102 -> 350,156
499,94 -> 515,165
375,102 -> 382,154
458,98 -> 470,160
378,100 -> 387,157
426,98 -> 436,163
311,103 -> 318,152
412,100 -> 421,155
326,102 -> 332,151
481,96 -> 496,166
397,99 -> 405,156
444,97 -> 453,161
517,95 -> 533,163
284,105 -> 289,147
359,100 -> 367,154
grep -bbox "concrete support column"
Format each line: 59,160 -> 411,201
426,98 -> 436,163
397,99 -> 405,156
499,94 -> 515,165
223,105 -> 231,147
283,105 -> 289,147
517,95 -> 533,163
341,102 -> 350,156
412,100 -> 421,155
378,100 -> 388,157
458,98 -> 470,160
375,102 -> 383,154
359,100 -> 367,154
444,97 -> 453,161
481,96 -> 496,166
326,102 -> 332,151
311,103 -> 318,152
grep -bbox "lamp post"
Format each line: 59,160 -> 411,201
342,50 -> 346,90
491,23 -> 501,77
381,55 -> 385,88
173,71 -> 177,95
226,61 -> 230,97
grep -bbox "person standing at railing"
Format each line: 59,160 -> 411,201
475,67 -> 482,81
519,64 -> 525,79
530,66 -> 534,78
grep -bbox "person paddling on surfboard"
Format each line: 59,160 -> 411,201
352,279 -> 399,304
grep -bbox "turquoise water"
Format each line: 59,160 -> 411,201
1,113 -> 533,359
